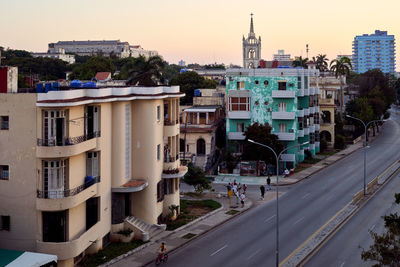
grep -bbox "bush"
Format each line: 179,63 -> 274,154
335,134 -> 346,149
383,111 -> 390,119
320,139 -> 328,152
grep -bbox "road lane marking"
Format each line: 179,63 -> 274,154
339,261 -> 345,267
264,215 -> 276,223
370,224 -> 376,231
302,193 -> 311,199
210,244 -> 227,257
247,249 -> 261,260
293,217 -> 304,226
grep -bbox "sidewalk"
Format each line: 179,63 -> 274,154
105,133 -> 378,267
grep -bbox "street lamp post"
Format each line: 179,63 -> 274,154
247,139 -> 308,267
346,115 -> 385,196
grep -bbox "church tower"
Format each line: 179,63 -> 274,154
242,14 -> 261,68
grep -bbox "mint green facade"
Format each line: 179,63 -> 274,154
226,68 -> 320,169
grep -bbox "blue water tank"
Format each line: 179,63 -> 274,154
36,83 -> 44,93
44,83 -> 52,93
70,80 -> 82,88
52,82 -> 59,90
83,81 -> 97,88
194,89 -> 201,96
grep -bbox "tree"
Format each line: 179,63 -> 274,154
126,55 -> 166,86
183,162 -> 211,193
169,71 -> 218,104
292,56 -> 309,68
314,54 -> 329,72
242,123 -> 284,165
69,56 -> 115,80
330,56 -> 352,120
361,194 -> 400,266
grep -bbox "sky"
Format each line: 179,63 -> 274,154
1,0 -> 400,69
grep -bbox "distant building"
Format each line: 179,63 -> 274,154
242,14 -> 261,68
178,60 -> 186,67
32,48 -> 75,64
47,40 -> 158,59
352,30 -> 396,74
273,50 -> 291,61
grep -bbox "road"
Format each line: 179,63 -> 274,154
161,110 -> 400,267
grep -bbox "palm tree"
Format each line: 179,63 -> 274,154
126,55 -> 166,86
330,56 -> 353,120
315,54 -> 329,72
292,56 -> 309,68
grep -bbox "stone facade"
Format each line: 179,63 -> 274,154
242,15 -> 261,69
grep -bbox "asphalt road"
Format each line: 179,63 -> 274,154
162,109 -> 400,267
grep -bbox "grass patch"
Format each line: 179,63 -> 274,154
166,199 -> 221,231
294,165 -> 310,173
226,209 -> 240,215
182,233 -> 197,239
184,192 -> 203,198
302,157 -> 322,164
318,150 -> 338,157
80,240 -> 146,267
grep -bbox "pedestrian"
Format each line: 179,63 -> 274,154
238,183 -> 242,194
232,184 -> 239,204
284,168 -> 289,178
243,184 -> 247,194
260,185 -> 265,199
267,177 -> 271,191
240,192 -> 245,208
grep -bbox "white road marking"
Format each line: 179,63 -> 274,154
302,193 -> 311,199
339,261 -> 345,267
264,214 -> 276,223
210,244 -> 227,257
370,224 -> 376,231
247,248 -> 261,260
293,217 -> 304,226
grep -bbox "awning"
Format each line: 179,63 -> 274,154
0,249 -> 57,267
112,179 -> 148,193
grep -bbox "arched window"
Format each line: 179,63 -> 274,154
196,138 -> 206,155
180,139 -> 185,153
248,49 -> 255,59
320,131 -> 332,142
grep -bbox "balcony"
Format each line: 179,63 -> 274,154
298,129 -> 304,137
228,111 -> 251,119
280,154 -> 296,162
315,106 -> 320,112
164,120 -> 179,137
272,90 -> 296,98
228,132 -> 246,140
162,166 -> 188,179
320,98 -> 335,105
37,132 -> 100,158
36,176 -> 100,211
37,221 -> 102,261
309,106 -> 315,113
309,87 -> 315,95
164,154 -> 179,170
298,89 -> 304,97
309,125 -> 315,132
304,108 -> 310,116
304,127 -> 310,135
297,109 -> 304,117
310,144 -> 315,150
275,132 -> 296,141
315,124 -> 320,131
272,111 -> 296,120
303,89 -> 309,96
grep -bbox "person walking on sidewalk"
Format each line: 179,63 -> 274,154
266,177 -> 271,191
260,185 -> 265,199
240,192 -> 246,208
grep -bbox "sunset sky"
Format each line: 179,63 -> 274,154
1,0 -> 399,69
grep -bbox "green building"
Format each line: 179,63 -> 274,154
225,67 -> 320,169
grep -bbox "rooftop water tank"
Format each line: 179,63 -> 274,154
70,80 -> 82,88
83,82 -> 97,88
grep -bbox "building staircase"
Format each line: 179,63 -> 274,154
125,216 -> 166,242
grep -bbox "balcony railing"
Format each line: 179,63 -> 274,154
37,131 -> 100,146
37,176 -> 100,199
164,154 -> 179,163
164,118 -> 178,126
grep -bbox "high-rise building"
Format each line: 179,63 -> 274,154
352,30 -> 396,74
0,82 -> 186,266
242,14 -> 261,69
225,67 -> 320,169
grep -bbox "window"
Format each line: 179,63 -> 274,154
304,76 -> 308,89
157,105 -> 161,121
164,179 -> 174,195
278,82 -> 287,91
0,116 -> 9,130
157,181 -> 164,202
279,123 -> 287,132
278,102 -> 287,112
264,80 -> 269,86
0,216 -> 10,231
86,197 -> 99,230
237,123 -> 245,132
0,165 -> 9,180
86,152 -> 99,177
43,160 -> 67,199
229,97 -> 250,111
298,117 -> 303,130
157,144 -> 161,160
236,82 -> 245,90
255,80 -> 259,85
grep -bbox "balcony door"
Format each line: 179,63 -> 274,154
279,102 -> 287,112
43,211 -> 67,242
43,110 -> 66,146
43,160 -> 67,199
86,152 -> 99,177
86,106 -> 99,136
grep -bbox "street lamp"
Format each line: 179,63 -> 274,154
346,115 -> 386,196
247,139 -> 308,267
